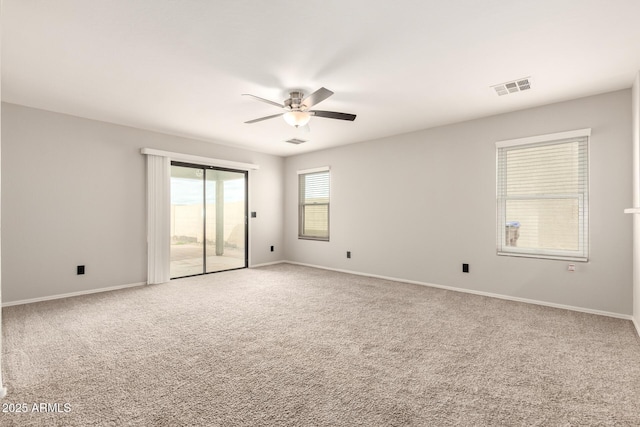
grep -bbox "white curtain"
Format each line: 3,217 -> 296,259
146,154 -> 171,284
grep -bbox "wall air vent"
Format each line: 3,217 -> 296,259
285,138 -> 307,145
492,77 -> 532,96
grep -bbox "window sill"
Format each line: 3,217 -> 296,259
298,236 -> 330,242
497,251 -> 588,262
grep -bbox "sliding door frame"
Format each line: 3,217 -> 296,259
170,161 -> 248,278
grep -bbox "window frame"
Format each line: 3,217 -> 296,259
496,129 -> 590,262
298,166 -> 330,241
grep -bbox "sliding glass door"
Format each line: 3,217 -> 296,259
170,162 -> 247,278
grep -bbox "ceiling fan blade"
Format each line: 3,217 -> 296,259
244,113 -> 284,124
302,87 -> 334,109
310,110 -> 357,121
242,93 -> 284,109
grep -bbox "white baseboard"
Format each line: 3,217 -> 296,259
633,317 -> 640,338
4,263 -> 635,326
2,282 -> 147,308
285,261 -> 634,321
0,262 -> 281,307
250,260 -> 286,268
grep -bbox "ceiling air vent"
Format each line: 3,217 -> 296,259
285,138 -> 307,145
492,77 -> 532,96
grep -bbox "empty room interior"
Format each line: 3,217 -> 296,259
1,1 -> 640,425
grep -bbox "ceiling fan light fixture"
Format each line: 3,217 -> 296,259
283,111 -> 311,128
244,87 -> 355,126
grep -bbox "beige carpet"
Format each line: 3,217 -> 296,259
1,264 -> 639,426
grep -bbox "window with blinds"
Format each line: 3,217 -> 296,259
298,167 -> 330,241
496,129 -> 590,261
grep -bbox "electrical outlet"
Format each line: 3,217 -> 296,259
462,263 -> 469,273
347,251 -> 351,259
568,264 -> 576,272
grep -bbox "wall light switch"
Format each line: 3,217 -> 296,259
568,264 -> 576,272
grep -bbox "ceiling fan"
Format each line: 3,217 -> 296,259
242,87 -> 356,128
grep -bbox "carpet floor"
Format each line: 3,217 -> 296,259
1,264 -> 639,426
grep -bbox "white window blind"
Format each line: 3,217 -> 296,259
298,168 -> 330,240
496,130 -> 589,261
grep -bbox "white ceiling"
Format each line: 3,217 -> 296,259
3,1 -> 640,157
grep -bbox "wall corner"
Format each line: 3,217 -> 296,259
632,71 -> 640,331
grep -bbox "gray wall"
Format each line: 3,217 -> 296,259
1,103 -> 284,303
284,90 -> 633,315
2,90 -> 634,315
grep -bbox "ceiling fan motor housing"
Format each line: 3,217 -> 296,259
285,91 -> 305,111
